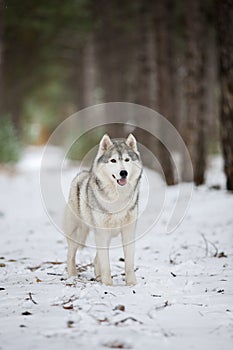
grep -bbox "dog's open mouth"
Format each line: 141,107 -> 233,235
112,175 -> 127,186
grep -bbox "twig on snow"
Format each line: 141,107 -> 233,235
154,300 -> 170,311
200,233 -> 209,257
62,295 -> 80,305
114,316 -> 143,325
200,232 -> 218,257
28,292 -> 37,305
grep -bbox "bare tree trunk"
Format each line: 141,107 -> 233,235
71,43 -> 86,111
82,35 -> 96,108
182,1 -> 199,182
0,0 -> 3,117
92,0 -> 134,104
154,0 -> 176,185
182,0 -> 208,184
216,0 -> 233,191
205,27 -> 218,154
72,37 -> 97,111
132,1 -> 157,164
92,0 -> 145,140
133,1 -> 153,108
193,3 -> 209,185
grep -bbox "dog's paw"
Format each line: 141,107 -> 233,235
95,274 -> 101,282
101,275 -> 113,286
125,273 -> 136,286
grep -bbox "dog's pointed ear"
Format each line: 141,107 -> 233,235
126,134 -> 137,152
98,134 -> 113,155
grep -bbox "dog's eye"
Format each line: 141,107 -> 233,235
110,159 -> 117,163
125,158 -> 130,162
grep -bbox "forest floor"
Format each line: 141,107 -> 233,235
0,147 -> 233,350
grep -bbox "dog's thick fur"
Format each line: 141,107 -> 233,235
63,134 -> 142,285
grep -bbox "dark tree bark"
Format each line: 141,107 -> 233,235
1,11 -> 22,129
73,43 -> 86,111
131,0 -> 157,169
153,0 -> 176,185
193,2 -> 208,186
216,0 -> 233,191
182,0 -> 208,185
82,35 -> 96,108
91,0 -> 131,138
133,1 -> 153,108
92,0 -> 135,104
0,0 -> 4,117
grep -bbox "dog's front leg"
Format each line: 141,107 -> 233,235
95,230 -> 112,285
121,223 -> 136,286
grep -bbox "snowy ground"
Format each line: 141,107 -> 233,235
0,147 -> 233,350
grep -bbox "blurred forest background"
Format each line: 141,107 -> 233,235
0,0 -> 232,189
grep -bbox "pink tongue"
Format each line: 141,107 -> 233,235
117,178 -> 127,186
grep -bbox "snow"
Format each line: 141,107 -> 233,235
0,147 -> 233,350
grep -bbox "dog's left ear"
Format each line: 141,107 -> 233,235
98,134 -> 113,155
126,134 -> 138,152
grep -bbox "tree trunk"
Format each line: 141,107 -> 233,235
82,35 -> 96,108
193,2 -> 208,186
154,0 -> 176,185
133,1 -> 153,108
0,0 -> 4,116
216,0 -> 233,191
129,1 -> 157,169
92,0 -> 134,103
182,0 -> 208,184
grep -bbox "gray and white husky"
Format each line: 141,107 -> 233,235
63,134 -> 142,285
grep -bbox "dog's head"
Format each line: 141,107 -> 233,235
94,134 -> 142,188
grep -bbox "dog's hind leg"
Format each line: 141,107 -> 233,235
64,207 -> 79,277
66,225 -> 89,277
64,205 -> 89,277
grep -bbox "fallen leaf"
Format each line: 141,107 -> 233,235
63,304 -> 74,310
0,263 -> 6,267
114,305 -> 125,312
36,277 -> 42,283
217,251 -> 227,258
98,317 -> 109,323
67,320 -> 74,328
28,265 -> 41,272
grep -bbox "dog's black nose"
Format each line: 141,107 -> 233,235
120,170 -> 128,178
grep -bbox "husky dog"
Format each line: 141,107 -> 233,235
63,134 -> 142,285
